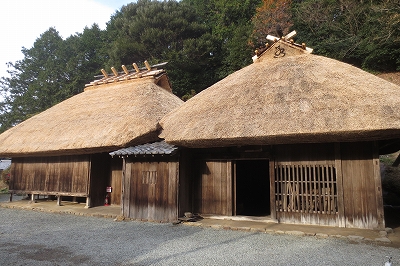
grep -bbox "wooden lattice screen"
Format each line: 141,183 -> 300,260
275,164 -> 338,214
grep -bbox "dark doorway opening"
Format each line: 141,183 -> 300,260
235,160 -> 270,216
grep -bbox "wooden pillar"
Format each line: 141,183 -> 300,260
269,159 -> 276,221
373,142 -> 385,229
334,143 -> 345,228
57,196 -> 62,206
85,197 -> 91,208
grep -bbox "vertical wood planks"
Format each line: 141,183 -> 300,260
194,160 -> 232,216
124,159 -> 179,222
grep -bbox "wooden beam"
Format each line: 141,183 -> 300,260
267,34 -> 279,42
111,67 -> 119,77
144,60 -> 151,71
132,63 -> 140,73
121,65 -> 129,74
284,30 -> 297,41
100,69 -> 108,78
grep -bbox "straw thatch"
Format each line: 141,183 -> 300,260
0,76 -> 183,157
160,40 -> 400,148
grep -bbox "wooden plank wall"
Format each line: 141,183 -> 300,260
340,142 -> 384,229
123,159 -> 179,222
10,155 -> 90,196
110,157 -> 123,205
194,160 -> 232,216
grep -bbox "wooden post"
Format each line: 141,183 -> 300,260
269,159 -> 276,221
85,197 -> 91,208
31,194 -> 35,202
101,69 -> 108,78
111,67 -> 119,77
144,60 -> 151,71
373,142 -> 385,229
122,65 -> 129,74
334,143 -> 345,227
9,192 -> 12,202
233,161 -> 237,216
57,196 -> 62,206
132,63 -> 140,73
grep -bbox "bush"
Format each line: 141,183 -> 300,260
1,166 -> 10,186
381,153 -> 400,206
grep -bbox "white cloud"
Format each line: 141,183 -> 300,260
0,0 -> 130,79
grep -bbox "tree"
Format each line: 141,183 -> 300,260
292,0 -> 400,71
182,0 -> 262,78
0,28 -> 68,131
63,24 -> 109,95
251,0 -> 294,47
0,25 -> 107,132
105,0 -> 218,98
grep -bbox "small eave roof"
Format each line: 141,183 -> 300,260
109,141 -> 177,157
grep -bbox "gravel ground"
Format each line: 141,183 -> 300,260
0,206 -> 399,266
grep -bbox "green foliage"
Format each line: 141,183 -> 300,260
380,153 -> 400,206
291,0 -> 400,71
182,0 -> 262,78
1,166 -> 10,186
0,25 -> 106,132
0,28 -> 67,131
105,0 -> 218,97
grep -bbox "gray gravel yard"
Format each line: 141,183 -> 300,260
0,207 -> 399,266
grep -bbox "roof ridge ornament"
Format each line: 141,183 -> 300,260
85,61 -> 168,88
252,30 -> 313,62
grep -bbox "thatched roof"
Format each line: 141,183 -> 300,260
0,73 -> 183,157
160,40 -> 400,148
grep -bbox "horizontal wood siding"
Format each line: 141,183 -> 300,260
340,142 -> 384,229
194,160 -> 232,216
274,143 -> 339,226
10,155 -> 90,196
123,159 -> 178,222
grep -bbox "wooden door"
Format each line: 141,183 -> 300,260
122,160 -> 179,222
194,160 -> 232,216
340,142 -> 384,229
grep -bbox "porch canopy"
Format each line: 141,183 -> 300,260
0,67 -> 183,157
160,39 -> 400,148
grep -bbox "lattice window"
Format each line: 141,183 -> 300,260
275,164 -> 338,214
142,171 -> 157,184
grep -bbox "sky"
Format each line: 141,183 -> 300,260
0,0 -> 134,79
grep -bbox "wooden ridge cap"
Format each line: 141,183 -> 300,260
85,61 -> 168,89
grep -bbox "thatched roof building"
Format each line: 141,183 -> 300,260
160,39 -> 400,148
0,65 -> 183,157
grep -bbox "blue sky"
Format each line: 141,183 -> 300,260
0,0 -> 134,79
